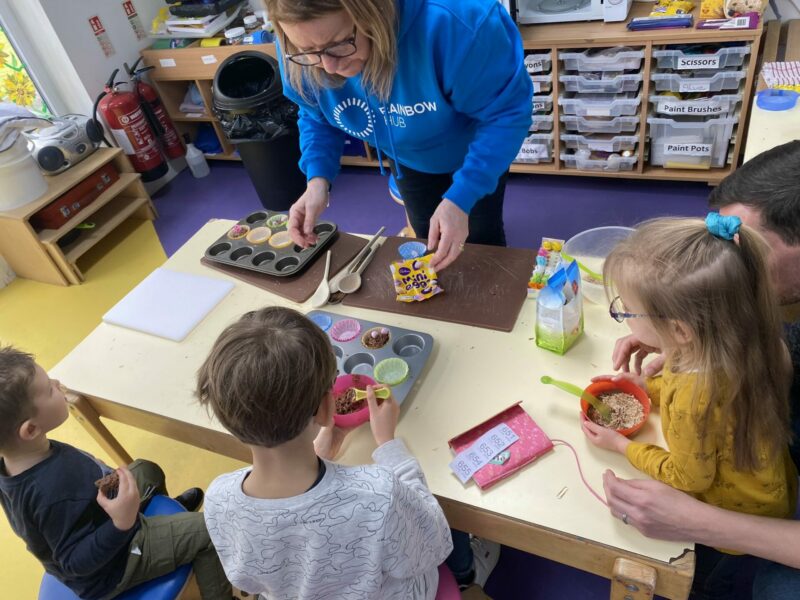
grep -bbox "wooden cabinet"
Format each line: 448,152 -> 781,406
140,4 -> 762,184
140,43 -> 381,167
0,149 -> 156,285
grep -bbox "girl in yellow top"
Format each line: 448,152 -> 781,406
581,214 -> 796,600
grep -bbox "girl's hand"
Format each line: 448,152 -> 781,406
591,372 -> 647,391
612,335 -> 664,377
581,415 -> 630,455
288,177 -> 329,248
96,468 -> 140,531
367,385 -> 399,447
428,199 -> 468,271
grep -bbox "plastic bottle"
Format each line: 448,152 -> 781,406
243,15 -> 260,34
224,27 -> 245,45
183,135 -> 210,178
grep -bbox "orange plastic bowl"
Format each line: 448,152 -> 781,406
581,378 -> 651,437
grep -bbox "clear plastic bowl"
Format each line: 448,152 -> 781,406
562,226 -> 635,304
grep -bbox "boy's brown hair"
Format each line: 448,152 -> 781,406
196,307 -> 337,447
0,347 -> 37,450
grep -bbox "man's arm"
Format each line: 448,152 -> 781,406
604,471 -> 800,568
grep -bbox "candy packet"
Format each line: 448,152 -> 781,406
390,254 -> 444,303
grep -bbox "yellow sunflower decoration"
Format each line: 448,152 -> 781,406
4,71 -> 36,106
0,28 -> 50,115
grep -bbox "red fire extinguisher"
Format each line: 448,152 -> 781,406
94,69 -> 168,182
125,57 -> 185,160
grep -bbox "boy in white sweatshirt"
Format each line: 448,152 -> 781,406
197,307 -> 453,600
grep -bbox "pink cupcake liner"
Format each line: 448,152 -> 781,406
330,318 -> 361,342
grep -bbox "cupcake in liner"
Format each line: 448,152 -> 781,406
227,224 -> 250,240
266,214 -> 289,229
361,327 -> 391,350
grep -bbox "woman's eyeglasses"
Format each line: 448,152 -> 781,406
608,296 -> 664,323
285,26 -> 358,66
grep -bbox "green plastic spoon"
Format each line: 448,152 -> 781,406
560,251 -> 604,282
540,375 -> 612,422
352,387 -> 392,402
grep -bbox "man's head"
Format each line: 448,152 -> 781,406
196,307 -> 337,448
709,141 -> 800,304
0,347 -> 68,452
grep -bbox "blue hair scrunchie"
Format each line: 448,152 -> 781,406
705,212 -> 741,241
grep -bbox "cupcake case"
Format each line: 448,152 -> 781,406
204,210 -> 338,277
307,310 -> 434,406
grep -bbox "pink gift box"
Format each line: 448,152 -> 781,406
448,402 -> 553,489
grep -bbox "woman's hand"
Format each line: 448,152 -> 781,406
581,415 -> 630,454
288,177 -> 329,248
428,199 -> 468,271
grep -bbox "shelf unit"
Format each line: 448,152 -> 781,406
140,4 -> 762,183
0,149 -> 156,285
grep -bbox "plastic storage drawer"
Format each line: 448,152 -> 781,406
651,70 -> 746,94
515,133 -> 554,164
647,116 -> 737,169
532,94 -> 553,115
652,46 -> 750,71
531,114 -> 554,132
525,53 -> 552,74
559,93 -> 642,117
559,73 -> 642,94
559,49 -> 644,72
561,151 -> 638,171
649,94 -> 742,118
561,134 -> 638,152
530,74 -> 553,94
560,115 -> 640,134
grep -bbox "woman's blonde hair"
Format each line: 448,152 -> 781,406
604,218 -> 791,472
263,0 -> 397,102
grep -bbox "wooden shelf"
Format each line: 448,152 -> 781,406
172,115 -> 214,122
59,195 -> 150,262
38,173 -> 140,244
520,4 -> 762,48
138,13 -> 761,186
0,149 -> 156,285
2,148 -> 126,220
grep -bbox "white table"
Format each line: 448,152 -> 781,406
52,220 -> 694,599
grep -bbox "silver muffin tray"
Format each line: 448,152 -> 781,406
204,210 -> 338,277
307,310 -> 434,405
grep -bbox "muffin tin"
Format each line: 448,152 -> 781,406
204,210 -> 338,277
307,310 -> 434,406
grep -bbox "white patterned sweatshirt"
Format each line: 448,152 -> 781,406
203,439 -> 453,600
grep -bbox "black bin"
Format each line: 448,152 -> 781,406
212,51 -> 305,211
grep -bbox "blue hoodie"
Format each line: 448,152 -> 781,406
278,0 -> 533,214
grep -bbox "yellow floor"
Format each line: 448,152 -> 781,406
0,219 -> 246,597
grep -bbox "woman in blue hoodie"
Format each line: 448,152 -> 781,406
266,0 -> 533,270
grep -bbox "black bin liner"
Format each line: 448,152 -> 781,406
213,51 -> 305,211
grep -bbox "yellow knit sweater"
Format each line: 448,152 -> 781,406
625,368 -> 797,522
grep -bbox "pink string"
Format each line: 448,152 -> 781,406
551,439 -> 608,507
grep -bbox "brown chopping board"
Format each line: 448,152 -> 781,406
342,237 -> 535,332
200,232 -> 366,303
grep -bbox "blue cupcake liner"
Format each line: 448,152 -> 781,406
398,241 -> 427,260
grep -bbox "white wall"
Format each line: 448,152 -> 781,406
38,0 -> 164,114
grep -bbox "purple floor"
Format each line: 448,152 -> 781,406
151,161 -> 709,256
151,162 -> 713,599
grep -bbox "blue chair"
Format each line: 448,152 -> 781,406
38,496 -> 193,600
